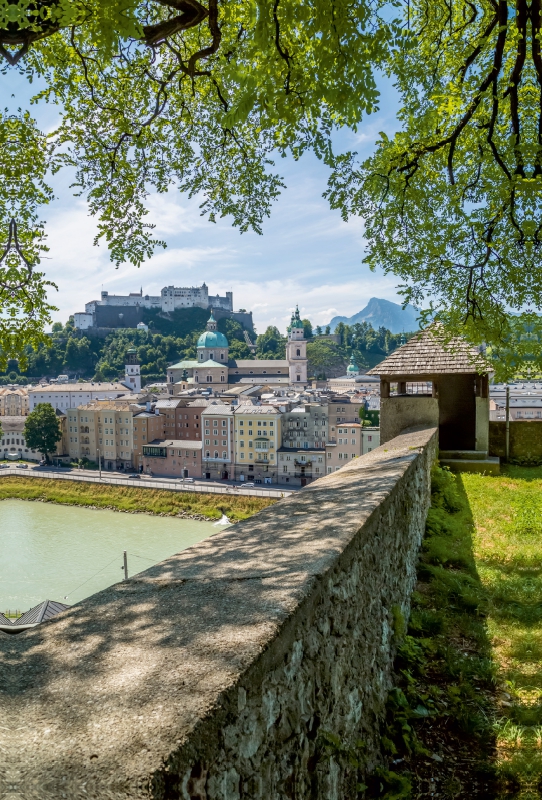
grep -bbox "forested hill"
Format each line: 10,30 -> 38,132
0,310 -> 415,385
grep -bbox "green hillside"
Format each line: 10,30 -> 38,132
0,315 -> 414,385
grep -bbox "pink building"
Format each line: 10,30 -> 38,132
142,439 -> 202,478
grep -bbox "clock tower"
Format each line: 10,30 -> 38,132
286,306 -> 308,386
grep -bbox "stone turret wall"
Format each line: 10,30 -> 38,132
0,426 -> 437,799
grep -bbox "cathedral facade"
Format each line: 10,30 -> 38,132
166,308 -> 309,393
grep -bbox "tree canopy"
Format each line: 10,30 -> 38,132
0,0 -> 541,375
24,402 -> 62,462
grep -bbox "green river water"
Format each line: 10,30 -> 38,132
0,499 -> 219,613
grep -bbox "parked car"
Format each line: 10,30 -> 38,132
0,463 -> 8,469
182,477 -> 195,483
128,474 -> 141,479
240,482 -> 255,488
17,464 -> 28,469
39,460 -> 47,466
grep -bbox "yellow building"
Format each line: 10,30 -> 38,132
66,401 -> 136,471
233,405 -> 282,483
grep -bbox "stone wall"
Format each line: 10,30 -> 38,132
380,396 -> 439,444
489,420 -> 542,462
0,426 -> 437,800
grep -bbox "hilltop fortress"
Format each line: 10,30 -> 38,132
74,284 -> 253,333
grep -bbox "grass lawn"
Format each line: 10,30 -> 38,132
462,467 -> 542,798
0,476 -> 276,521
365,465 -> 542,798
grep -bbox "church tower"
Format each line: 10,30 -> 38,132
286,306 -> 308,385
124,348 -> 141,393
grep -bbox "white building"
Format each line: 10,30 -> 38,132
29,383 -> 134,412
0,416 -> 43,461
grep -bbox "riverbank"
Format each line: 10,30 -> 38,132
0,477 -> 276,521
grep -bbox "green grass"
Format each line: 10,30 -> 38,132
462,467 -> 542,798
363,465 -> 542,799
0,477 -> 276,521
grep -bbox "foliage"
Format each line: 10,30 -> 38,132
255,326 -> 285,360
6,311 -> 253,380
301,318 -> 313,339
325,0 -> 542,376
0,0 -> 396,360
359,406 -> 379,427
0,475 -> 275,520
23,402 -> 61,462
0,0 -> 539,370
306,339 -> 345,379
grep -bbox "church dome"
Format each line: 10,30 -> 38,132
197,329 -> 228,348
347,355 -> 359,375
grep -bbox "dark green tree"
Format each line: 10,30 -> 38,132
24,403 -> 62,464
302,319 -> 313,339
306,339 -> 345,378
256,327 -> 286,359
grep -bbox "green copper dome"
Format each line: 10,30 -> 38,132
197,329 -> 228,348
347,354 -> 359,374
288,305 -> 304,330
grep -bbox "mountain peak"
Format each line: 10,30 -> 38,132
325,298 -> 420,334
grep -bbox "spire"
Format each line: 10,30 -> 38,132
206,311 -> 217,331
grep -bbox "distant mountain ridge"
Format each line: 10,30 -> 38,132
326,297 -> 420,334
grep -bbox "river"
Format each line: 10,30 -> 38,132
0,499 -> 220,613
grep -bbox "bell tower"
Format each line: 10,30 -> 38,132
286,306 -> 308,386
124,348 -> 141,393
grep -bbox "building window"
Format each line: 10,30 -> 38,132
240,453 -> 245,459
296,349 -> 300,356
214,451 -> 218,458
368,436 -> 372,441
222,451 -> 227,459
283,466 -> 288,473
206,450 -> 210,457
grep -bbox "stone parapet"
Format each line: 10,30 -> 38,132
0,425 -> 437,799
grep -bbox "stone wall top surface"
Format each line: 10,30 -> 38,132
0,425 -> 437,799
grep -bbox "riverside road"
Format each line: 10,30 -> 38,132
0,466 -> 293,499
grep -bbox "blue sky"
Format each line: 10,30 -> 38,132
6,70 -> 402,335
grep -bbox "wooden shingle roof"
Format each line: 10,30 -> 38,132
367,327 -> 490,377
